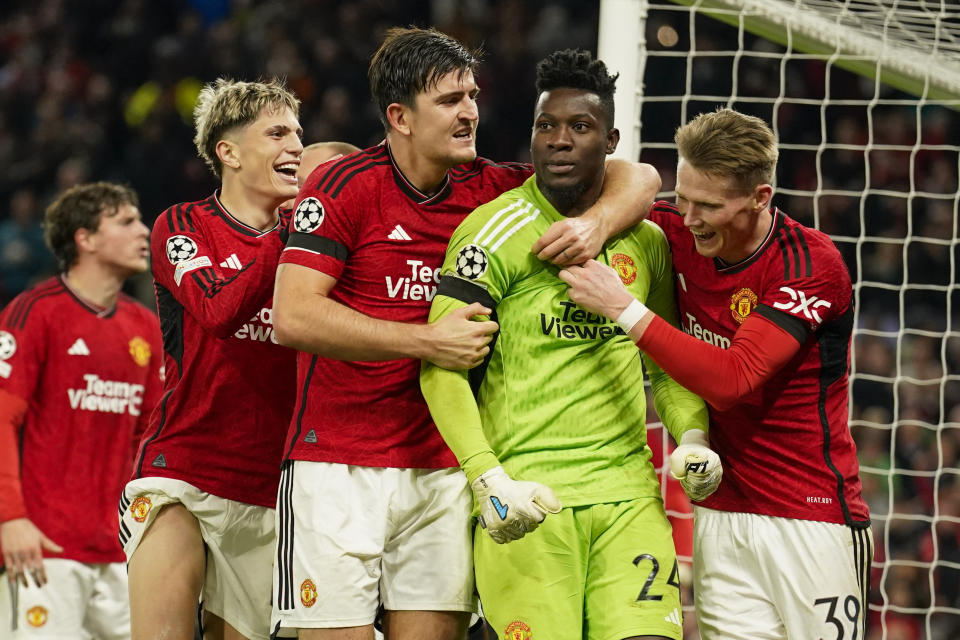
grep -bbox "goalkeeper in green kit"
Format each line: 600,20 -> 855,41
420,49 -> 723,640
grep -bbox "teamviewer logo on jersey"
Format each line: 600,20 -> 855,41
166,235 -> 198,264
293,197 -> 324,233
455,244 -> 488,280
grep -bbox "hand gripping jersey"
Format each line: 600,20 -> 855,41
134,194 -> 296,507
279,143 -> 531,468
427,177 -> 708,506
0,277 -> 162,563
649,202 -> 869,525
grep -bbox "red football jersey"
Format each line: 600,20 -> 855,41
134,194 -> 297,507
0,277 -> 163,563
280,144 -> 531,468
650,202 -> 869,525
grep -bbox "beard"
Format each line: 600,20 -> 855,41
539,181 -> 588,214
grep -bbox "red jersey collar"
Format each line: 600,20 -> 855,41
384,141 -> 452,205
211,191 -> 282,237
59,274 -> 117,318
715,208 -> 782,273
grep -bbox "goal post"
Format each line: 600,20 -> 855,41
598,0 -> 645,161
667,0 -> 960,104
599,1 -> 960,638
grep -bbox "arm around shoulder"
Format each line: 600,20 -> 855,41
594,159 -> 661,234
533,161 -> 661,265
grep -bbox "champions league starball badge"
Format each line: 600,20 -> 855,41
455,244 -> 488,280
293,197 -> 325,233
165,235 -> 198,264
0,331 -> 16,360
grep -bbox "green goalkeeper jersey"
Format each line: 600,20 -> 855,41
421,176 -> 707,507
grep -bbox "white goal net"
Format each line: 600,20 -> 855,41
600,1 -> 960,638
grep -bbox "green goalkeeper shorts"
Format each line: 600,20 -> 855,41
474,498 -> 683,640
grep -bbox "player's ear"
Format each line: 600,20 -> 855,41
605,128 -> 620,155
216,138 -> 241,172
74,226 -> 96,255
386,103 -> 412,137
753,183 -> 773,211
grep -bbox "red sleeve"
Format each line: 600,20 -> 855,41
152,204 -> 285,338
0,292 -> 45,522
133,313 -> 164,452
637,312 -> 802,411
278,157 -> 362,279
0,389 -> 28,523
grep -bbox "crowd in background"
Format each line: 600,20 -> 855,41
0,0 -> 956,638
0,0 -> 600,304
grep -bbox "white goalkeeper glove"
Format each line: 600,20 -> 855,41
669,430 -> 723,502
471,466 -> 562,544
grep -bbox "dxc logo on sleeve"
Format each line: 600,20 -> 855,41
772,286 -> 832,324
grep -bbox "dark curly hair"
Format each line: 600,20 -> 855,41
535,49 -> 618,129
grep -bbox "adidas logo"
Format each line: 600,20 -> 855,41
304,430 -> 318,443
664,608 -> 681,626
67,338 -> 90,356
219,254 -> 242,270
151,453 -> 167,468
387,225 -> 411,241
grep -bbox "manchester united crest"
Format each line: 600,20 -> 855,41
300,579 -> 318,607
504,620 -> 532,640
730,287 -> 758,324
130,496 -> 152,523
26,605 -> 48,627
611,253 -> 637,285
129,336 -> 151,367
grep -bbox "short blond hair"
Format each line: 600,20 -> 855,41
193,78 -> 300,178
675,108 -> 778,194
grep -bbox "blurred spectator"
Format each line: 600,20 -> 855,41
0,188 -> 54,303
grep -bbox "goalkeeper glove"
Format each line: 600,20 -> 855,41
669,430 -> 723,502
471,466 -> 561,544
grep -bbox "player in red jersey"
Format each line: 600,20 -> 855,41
271,27 -> 662,640
119,78 -> 301,640
561,108 -> 872,639
280,141 -> 362,211
298,142 -> 361,187
0,182 -> 162,637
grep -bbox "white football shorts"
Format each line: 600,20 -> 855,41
119,477 -> 276,640
693,506 -> 873,640
0,559 -> 128,639
272,461 -> 475,632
